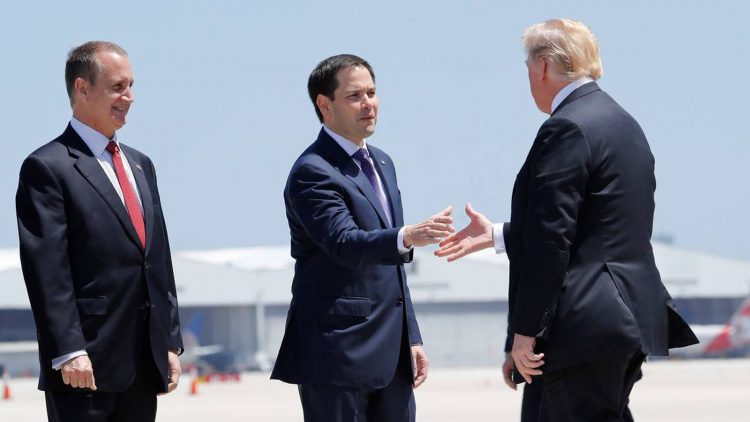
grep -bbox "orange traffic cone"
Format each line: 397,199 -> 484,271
2,368 -> 11,400
189,367 -> 199,396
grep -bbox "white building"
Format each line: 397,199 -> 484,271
1,243 -> 749,374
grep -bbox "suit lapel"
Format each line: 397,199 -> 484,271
65,126 -> 144,251
341,156 -> 392,229
122,145 -> 154,254
315,130 -> 391,228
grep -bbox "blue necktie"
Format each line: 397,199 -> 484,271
352,148 -> 392,227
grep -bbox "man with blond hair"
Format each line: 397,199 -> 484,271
437,19 -> 697,421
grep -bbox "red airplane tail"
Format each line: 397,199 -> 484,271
704,297 -> 750,355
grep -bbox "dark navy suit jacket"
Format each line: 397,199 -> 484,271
16,124 -> 183,393
271,128 -> 421,389
503,83 -> 697,371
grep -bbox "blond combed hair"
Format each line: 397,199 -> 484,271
523,19 -> 603,81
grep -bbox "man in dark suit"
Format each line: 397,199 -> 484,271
16,41 -> 183,422
436,19 -> 698,421
271,54 -> 454,421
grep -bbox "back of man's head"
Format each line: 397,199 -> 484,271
523,19 -> 602,81
65,41 -> 128,106
307,54 -> 375,123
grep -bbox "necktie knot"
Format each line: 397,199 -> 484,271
106,141 -> 119,155
352,148 -> 370,165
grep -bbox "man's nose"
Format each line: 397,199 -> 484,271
361,95 -> 373,109
122,86 -> 134,103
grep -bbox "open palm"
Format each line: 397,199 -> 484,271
434,203 -> 494,262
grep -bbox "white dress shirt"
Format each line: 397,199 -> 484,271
492,77 -> 593,254
323,126 -> 411,254
52,117 -> 143,370
550,77 -> 593,114
70,117 -> 143,211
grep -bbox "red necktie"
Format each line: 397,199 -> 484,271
106,141 -> 146,248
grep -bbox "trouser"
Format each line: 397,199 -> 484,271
538,349 -> 645,422
298,325 -> 416,422
523,369 -> 639,422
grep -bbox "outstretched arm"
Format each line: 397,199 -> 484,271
288,162 -> 453,268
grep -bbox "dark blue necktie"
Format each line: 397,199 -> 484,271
352,148 -> 392,227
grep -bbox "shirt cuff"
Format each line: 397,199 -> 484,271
52,350 -> 88,370
492,223 -> 507,254
397,227 -> 413,254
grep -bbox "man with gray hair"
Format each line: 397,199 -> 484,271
16,41 -> 183,421
436,19 -> 697,421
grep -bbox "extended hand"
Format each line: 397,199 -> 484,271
411,345 -> 429,389
403,206 -> 454,248
510,334 -> 544,384
501,353 -> 516,390
434,203 -> 494,261
162,349 -> 181,394
61,355 -> 97,390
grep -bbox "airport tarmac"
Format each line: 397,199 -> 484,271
1,359 -> 748,421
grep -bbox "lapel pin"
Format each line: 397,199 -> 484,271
380,160 -> 386,165
136,164 -> 143,172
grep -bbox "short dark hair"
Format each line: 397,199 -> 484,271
307,54 -> 375,123
65,41 -> 128,105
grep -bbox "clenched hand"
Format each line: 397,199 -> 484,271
164,349 -> 181,394
411,345 -> 429,389
61,355 -> 96,390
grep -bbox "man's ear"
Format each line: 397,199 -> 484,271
74,77 -> 88,99
316,94 -> 331,120
539,58 -> 550,81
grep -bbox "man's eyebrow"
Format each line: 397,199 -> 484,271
344,87 -> 375,94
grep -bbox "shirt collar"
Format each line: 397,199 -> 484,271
70,116 -> 118,158
323,125 -> 367,157
551,77 -> 594,113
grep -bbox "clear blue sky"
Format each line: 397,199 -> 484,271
1,0 -> 748,260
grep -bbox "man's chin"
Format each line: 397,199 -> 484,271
111,118 -> 127,129
362,125 -> 376,138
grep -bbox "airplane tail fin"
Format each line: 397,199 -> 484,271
705,297 -> 750,354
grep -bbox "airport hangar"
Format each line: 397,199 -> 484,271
1,243 -> 749,375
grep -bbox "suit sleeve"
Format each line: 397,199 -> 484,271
16,156 -> 86,362
403,280 -> 422,345
509,118 -> 591,337
286,162 -> 407,269
147,158 -> 184,353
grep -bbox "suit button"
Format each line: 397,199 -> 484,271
396,297 -> 404,306
144,261 -> 151,270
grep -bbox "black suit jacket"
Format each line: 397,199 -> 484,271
504,83 -> 697,371
271,128 -> 421,389
16,124 -> 183,393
